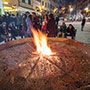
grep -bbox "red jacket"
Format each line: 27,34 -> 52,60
41,19 -> 48,30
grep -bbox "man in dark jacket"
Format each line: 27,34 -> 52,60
47,14 -> 58,37
57,22 -> 67,37
81,17 -> 86,31
0,22 -> 9,42
65,24 -> 76,39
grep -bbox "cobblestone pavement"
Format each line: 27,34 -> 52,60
59,22 -> 90,44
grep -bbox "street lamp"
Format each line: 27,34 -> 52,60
84,7 -> 89,16
70,8 -> 73,12
3,1 -> 8,4
85,7 -> 88,11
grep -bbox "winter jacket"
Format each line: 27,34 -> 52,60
47,19 -> 58,37
41,19 -> 48,30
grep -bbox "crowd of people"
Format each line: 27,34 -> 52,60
0,12 -> 79,43
0,12 -> 59,42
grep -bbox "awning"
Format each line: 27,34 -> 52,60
18,6 -> 41,15
3,4 -> 16,11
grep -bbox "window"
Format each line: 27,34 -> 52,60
42,1 -> 44,6
45,2 -> 47,8
28,0 -> 31,5
22,0 -> 25,3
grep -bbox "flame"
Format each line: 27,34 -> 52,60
31,27 -> 53,56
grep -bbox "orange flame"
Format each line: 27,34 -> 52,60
31,27 -> 53,56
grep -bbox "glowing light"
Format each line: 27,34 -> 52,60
31,27 -> 54,57
3,2 -> 8,4
70,8 -> 73,12
85,7 -> 88,11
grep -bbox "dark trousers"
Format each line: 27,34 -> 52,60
81,25 -> 84,31
81,23 -> 85,31
65,33 -> 75,40
11,34 -> 16,41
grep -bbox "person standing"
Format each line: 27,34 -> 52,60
25,12 -> 32,37
0,15 -> 3,25
16,12 -> 22,35
22,14 -> 27,38
0,22 -> 9,42
16,13 -> 22,28
32,12 -> 38,30
56,16 -> 59,25
81,17 -> 86,31
47,14 -> 58,37
41,14 -> 48,34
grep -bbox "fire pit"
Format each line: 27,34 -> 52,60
0,37 -> 90,90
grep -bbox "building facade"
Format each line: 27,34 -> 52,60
49,0 -> 65,13
32,0 -> 41,12
74,0 -> 90,16
32,0 -> 51,12
0,0 -> 4,15
2,0 -> 34,14
41,0 -> 50,11
1,0 -> 63,15
18,0 -> 33,10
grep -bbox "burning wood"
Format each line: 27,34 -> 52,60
31,27 -> 54,57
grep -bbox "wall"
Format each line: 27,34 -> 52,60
0,0 -> 4,15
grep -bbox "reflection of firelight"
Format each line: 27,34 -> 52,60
31,27 -> 54,57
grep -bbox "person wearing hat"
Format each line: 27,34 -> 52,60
0,22 -> 9,42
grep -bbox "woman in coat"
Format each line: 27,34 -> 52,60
47,14 -> 58,37
41,14 -> 48,34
